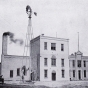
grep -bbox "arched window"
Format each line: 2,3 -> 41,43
51,55 -> 56,66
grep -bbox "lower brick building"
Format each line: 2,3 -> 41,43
1,34 -> 30,81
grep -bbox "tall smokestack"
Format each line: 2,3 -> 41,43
2,33 -> 8,55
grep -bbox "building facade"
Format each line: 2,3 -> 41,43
1,34 -> 69,81
30,35 -> 69,81
69,51 -> 88,81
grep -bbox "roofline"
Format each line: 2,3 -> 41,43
31,35 -> 40,43
40,35 -> 69,42
31,35 -> 69,43
3,54 -> 29,58
41,35 -> 69,40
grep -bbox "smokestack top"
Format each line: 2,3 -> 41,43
3,32 -> 14,37
3,31 -> 23,45
2,32 -> 8,55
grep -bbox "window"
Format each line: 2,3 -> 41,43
72,60 -> 75,67
10,70 -> 13,78
62,70 -> 65,78
44,70 -> 48,78
44,58 -> 47,66
51,43 -> 56,50
77,60 -> 81,67
73,70 -> 75,77
17,68 -> 20,76
84,61 -> 86,67
84,70 -> 86,77
61,44 -> 64,51
51,58 -> 56,66
61,59 -> 64,67
44,42 -> 47,50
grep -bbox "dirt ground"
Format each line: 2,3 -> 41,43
0,81 -> 88,88
0,84 -> 50,88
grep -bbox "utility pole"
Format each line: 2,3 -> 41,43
78,32 -> 79,51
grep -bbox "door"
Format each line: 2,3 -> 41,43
52,73 -> 56,81
78,70 -> 81,80
31,72 -> 34,81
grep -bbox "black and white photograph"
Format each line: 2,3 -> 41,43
0,0 -> 88,88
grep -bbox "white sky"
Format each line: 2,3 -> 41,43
0,0 -> 88,61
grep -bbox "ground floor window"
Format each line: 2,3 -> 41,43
62,70 -> 65,78
44,70 -> 48,78
10,70 -> 13,78
17,68 -> 20,76
84,70 -> 86,77
73,70 -> 75,77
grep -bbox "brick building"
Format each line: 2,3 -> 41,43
69,51 -> 88,81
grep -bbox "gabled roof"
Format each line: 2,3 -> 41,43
69,53 -> 75,58
76,51 -> 83,55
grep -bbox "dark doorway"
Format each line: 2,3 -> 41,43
31,72 -> 34,81
78,70 -> 81,80
52,73 -> 56,81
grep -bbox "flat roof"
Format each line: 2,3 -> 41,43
31,35 -> 69,43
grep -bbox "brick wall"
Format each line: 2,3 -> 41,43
1,54 -> 30,81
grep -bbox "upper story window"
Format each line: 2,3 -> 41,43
44,42 -> 47,50
61,44 -> 64,51
84,61 -> 86,67
77,60 -> 81,67
61,59 -> 64,67
17,68 -> 20,76
62,69 -> 65,78
44,58 -> 48,66
51,43 -> 56,50
73,70 -> 75,77
44,70 -> 48,78
51,58 -> 56,66
72,60 -> 75,67
10,70 -> 13,78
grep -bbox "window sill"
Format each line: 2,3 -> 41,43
44,77 -> 48,79
10,77 -> 13,78
62,77 -> 65,78
61,66 -> 64,67
51,65 -> 56,67
17,75 -> 20,76
44,49 -> 47,50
